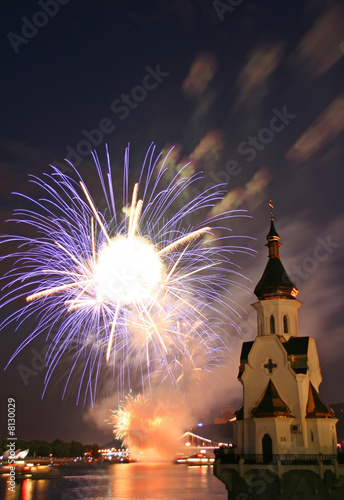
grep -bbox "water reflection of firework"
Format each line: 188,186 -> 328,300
1,143 -> 253,403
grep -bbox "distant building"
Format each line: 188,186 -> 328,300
214,405 -> 234,425
214,212 -> 344,499
2,449 -> 29,460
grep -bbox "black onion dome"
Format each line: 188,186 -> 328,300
254,218 -> 298,300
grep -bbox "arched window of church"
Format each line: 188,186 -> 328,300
270,315 -> 275,334
311,430 -> 314,442
283,315 -> 288,334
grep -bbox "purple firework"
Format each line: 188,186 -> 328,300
0,144 -> 254,404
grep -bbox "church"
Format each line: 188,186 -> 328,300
235,214 -> 337,458
214,210 -> 344,499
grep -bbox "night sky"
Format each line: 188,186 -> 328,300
1,0 -> 344,445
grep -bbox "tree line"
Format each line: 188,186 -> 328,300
0,438 -> 101,458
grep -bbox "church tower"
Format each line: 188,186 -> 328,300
234,208 -> 337,459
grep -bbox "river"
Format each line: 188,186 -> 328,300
0,462 -> 227,500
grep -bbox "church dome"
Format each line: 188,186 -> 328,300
254,219 -> 298,300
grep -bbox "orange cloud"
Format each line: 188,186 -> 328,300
293,4 -> 344,77
286,94 -> 344,162
237,43 -> 284,105
182,52 -> 218,97
211,167 -> 271,215
190,130 -> 224,164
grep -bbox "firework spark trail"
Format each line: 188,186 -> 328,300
0,143 -> 255,404
111,393 -> 149,442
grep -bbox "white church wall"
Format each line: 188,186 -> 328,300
254,418 -> 294,455
252,298 -> 301,337
315,418 -> 338,454
241,335 -> 295,419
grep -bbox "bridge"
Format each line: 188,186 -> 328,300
176,431 -> 231,463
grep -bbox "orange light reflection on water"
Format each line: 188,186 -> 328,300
0,462 -> 226,500
110,463 -> 172,498
21,478 -> 48,500
109,462 -> 219,499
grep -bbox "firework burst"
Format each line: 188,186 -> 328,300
0,143 -> 253,404
110,393 -> 151,442
110,393 -> 175,460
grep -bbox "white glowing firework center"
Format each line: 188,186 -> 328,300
94,235 -> 163,304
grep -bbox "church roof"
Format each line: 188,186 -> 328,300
254,219 -> 298,300
254,257 -> 298,299
238,341 -> 254,379
283,336 -> 309,355
281,336 -> 309,374
240,341 -> 254,361
306,382 -> 335,418
250,379 -> 294,418
266,218 -> 280,239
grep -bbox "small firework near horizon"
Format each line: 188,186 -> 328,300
111,393 -> 151,443
0,143 -> 254,404
110,393 -> 177,461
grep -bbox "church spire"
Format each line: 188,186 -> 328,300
254,202 -> 298,299
266,201 -> 281,259
269,200 -> 274,220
